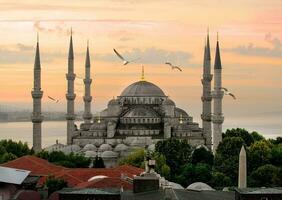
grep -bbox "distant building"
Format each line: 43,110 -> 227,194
235,188 -> 282,200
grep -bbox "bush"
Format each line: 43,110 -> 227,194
45,176 -> 67,196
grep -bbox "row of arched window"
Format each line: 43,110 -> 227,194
118,129 -> 160,136
121,117 -> 161,124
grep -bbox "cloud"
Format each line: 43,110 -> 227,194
95,47 -> 193,66
0,44 -> 64,64
224,33 -> 282,57
33,21 -> 71,36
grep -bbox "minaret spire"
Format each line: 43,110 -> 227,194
66,29 -> 76,145
212,33 -> 224,153
31,34 -> 43,152
82,41 -> 93,125
201,29 -> 213,150
141,65 -> 145,80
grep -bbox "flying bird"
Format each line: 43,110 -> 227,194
220,87 -> 236,100
48,96 -> 59,103
113,48 -> 139,65
165,62 -> 182,72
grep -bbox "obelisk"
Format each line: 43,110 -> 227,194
238,145 -> 247,188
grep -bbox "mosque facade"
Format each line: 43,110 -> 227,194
32,31 -> 224,162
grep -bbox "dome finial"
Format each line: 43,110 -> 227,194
141,65 -> 145,81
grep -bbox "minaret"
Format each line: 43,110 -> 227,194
31,35 -> 43,152
83,41 -> 93,124
212,34 -> 224,153
201,31 -> 213,150
66,30 -> 76,145
238,145 -> 247,188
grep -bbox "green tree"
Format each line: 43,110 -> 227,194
249,164 -> 281,187
0,139 -> 32,157
210,172 -> 232,188
249,140 -> 272,171
251,131 -> 265,142
214,137 -> 245,184
36,150 -> 50,160
154,154 -> 170,179
270,144 -> 282,166
155,138 -> 192,179
45,176 -> 67,196
224,128 -> 254,146
0,152 -> 17,163
118,148 -> 145,168
191,146 -> 213,166
176,163 -> 212,187
48,151 -> 67,163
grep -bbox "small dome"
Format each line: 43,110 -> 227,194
169,181 -> 184,189
175,107 -> 189,117
101,150 -> 118,158
108,98 -> 119,106
83,144 -> 97,151
99,144 -> 113,152
187,182 -> 215,191
90,121 -> 107,130
84,150 -> 97,158
61,144 -> 81,154
120,80 -> 166,97
114,144 -> 129,152
163,98 -> 175,106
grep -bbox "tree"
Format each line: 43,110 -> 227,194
154,154 -> 170,179
45,176 -> 67,196
176,163 -> 212,187
155,138 -> 192,179
214,137 -> 245,184
0,152 -> 17,163
210,172 -> 232,188
249,140 -> 272,171
48,151 -> 66,163
191,147 -> 214,166
251,131 -> 265,142
118,148 -> 145,168
93,156 -> 105,168
224,128 -> 254,146
249,164 -> 282,187
270,144 -> 282,166
0,139 -> 32,157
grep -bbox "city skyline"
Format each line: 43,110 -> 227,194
0,0 -> 282,135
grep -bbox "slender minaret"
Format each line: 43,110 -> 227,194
66,30 -> 76,145
83,41 -> 93,124
31,35 -> 43,152
238,145 -> 247,188
212,34 -> 224,153
201,31 -> 213,150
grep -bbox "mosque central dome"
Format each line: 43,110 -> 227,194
120,80 -> 166,97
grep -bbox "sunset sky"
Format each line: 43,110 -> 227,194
0,0 -> 282,137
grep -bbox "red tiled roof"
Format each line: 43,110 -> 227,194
14,190 -> 41,200
75,177 -> 133,190
1,155 -> 65,176
1,155 -> 144,188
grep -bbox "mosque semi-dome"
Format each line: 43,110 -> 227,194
120,80 -> 166,97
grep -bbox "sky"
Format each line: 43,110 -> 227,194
0,0 -> 282,137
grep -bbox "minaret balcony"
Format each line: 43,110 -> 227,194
211,90 -> 224,98
31,91 -> 43,98
66,73 -> 76,80
83,79 -> 92,84
66,114 -> 76,120
203,74 -> 213,81
83,96 -> 92,102
83,113 -> 93,120
212,115 -> 224,124
201,95 -> 212,101
66,94 -> 76,100
201,114 -> 212,121
31,114 -> 44,123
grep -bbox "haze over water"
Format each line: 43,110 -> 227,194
0,117 -> 281,148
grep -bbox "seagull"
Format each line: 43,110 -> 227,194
165,62 -> 182,72
48,96 -> 59,103
113,48 -> 140,65
220,87 -> 236,100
